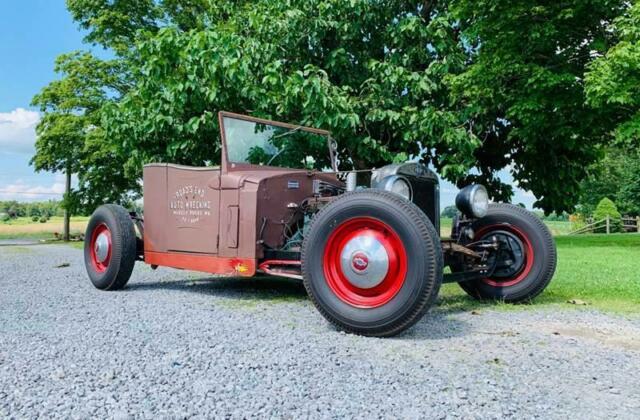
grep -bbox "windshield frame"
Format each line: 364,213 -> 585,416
218,111 -> 337,173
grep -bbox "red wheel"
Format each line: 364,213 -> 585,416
323,217 -> 408,308
89,223 -> 112,273
84,204 -> 137,290
457,203 -> 556,303
302,190 -> 442,337
476,224 -> 534,287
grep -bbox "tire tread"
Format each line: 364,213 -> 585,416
302,190 -> 442,337
459,203 -> 557,302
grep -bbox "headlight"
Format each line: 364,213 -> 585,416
377,175 -> 412,200
455,184 -> 489,218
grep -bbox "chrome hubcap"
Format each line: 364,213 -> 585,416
339,233 -> 389,288
94,232 -> 110,263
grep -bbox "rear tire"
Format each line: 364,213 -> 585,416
302,190 -> 442,337
84,204 -> 137,290
458,203 -> 556,302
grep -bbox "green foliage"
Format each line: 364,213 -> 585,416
586,2 -> 640,147
39,216 -> 49,224
66,0 -> 162,53
102,0 -> 476,185
542,212 -> 569,222
28,206 -> 40,218
448,0 -> 627,213
593,197 -> 623,232
29,0 -> 638,215
577,148 -> 640,216
441,205 -> 458,218
31,216 -> 39,222
31,51 -> 139,213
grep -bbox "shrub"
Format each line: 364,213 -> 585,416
31,215 -> 39,222
440,205 -> 458,218
39,216 -> 49,223
593,198 -> 623,233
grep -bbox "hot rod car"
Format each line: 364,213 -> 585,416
84,112 -> 557,337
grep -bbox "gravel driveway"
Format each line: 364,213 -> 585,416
1,244 -> 639,419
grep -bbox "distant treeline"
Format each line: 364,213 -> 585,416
0,200 -> 64,219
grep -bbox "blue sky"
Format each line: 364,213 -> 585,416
0,0 -> 536,209
0,0 -> 89,201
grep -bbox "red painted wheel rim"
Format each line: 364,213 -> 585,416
89,223 -> 112,273
477,224 -> 534,287
323,217 -> 407,308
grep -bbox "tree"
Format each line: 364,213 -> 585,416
448,0 -> 627,213
441,205 -> 459,218
31,51 -> 138,232
577,148 -> 640,216
586,2 -> 640,148
101,1 -> 477,186
28,206 -> 41,218
36,1 -> 635,215
593,197 -> 623,232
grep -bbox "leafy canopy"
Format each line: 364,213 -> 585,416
31,51 -> 138,212
30,0 -> 637,214
102,0 -> 477,185
448,0 -> 626,213
578,148 -> 640,217
586,1 -> 640,148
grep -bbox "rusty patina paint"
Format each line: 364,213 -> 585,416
142,112 -> 341,274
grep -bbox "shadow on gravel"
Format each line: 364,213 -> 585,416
126,276 -> 473,339
126,276 -> 308,303
405,314 -> 471,340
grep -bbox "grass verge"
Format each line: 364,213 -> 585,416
439,233 -> 640,315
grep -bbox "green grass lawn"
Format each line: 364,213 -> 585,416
440,233 -> 640,314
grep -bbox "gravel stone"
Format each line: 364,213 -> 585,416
1,244 -> 639,419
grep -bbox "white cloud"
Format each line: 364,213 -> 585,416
0,174 -> 67,202
0,108 -> 40,155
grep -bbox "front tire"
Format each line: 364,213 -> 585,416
302,190 -> 442,337
458,203 -> 557,302
84,204 -> 137,290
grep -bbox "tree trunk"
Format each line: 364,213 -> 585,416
63,168 -> 71,242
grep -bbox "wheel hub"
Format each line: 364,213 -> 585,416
94,232 -> 111,263
323,217 -> 407,308
483,230 -> 526,279
339,233 -> 389,289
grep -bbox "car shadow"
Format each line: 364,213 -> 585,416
126,275 -> 308,302
126,275 -> 472,339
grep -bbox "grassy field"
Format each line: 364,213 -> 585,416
0,216 -> 89,240
440,233 -> 640,314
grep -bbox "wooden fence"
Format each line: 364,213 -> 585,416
568,216 -> 640,235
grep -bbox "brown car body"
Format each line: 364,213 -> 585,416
142,112 -> 341,277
